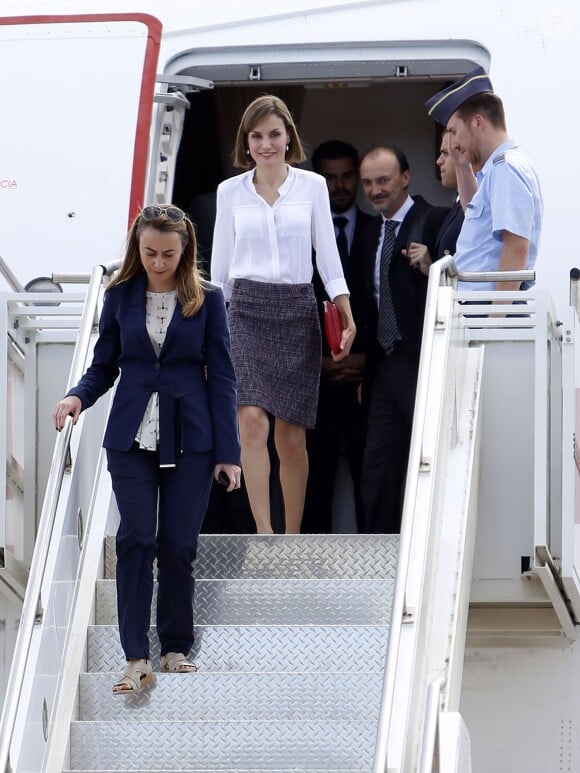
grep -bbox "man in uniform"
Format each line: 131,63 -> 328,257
425,66 -> 543,291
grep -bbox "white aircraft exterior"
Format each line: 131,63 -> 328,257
0,3 -> 579,771
0,0 -> 577,312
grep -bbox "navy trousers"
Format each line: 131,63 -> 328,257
106,446 -> 213,660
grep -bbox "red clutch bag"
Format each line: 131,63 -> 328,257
322,301 -> 343,355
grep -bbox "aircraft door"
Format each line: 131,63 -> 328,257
147,74 -> 214,205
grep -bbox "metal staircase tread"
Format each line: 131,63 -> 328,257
95,578 -> 395,626
104,533 -> 399,580
87,623 -> 389,673
78,671 -> 383,721
69,719 -> 377,770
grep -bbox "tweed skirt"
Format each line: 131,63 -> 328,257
228,279 -> 321,429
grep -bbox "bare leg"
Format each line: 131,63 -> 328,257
238,406 -> 273,534
274,419 -> 308,534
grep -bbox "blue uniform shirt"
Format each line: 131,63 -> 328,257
454,139 -> 543,291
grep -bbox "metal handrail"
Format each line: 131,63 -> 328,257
0,260 -> 120,773
372,253 -> 455,773
52,272 -> 93,285
0,256 -> 25,293
417,677 -> 447,773
569,268 -> 580,321
372,260 -> 537,772
453,268 -> 535,286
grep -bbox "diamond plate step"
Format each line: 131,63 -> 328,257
80,672 -> 383,721
87,624 -> 389,673
70,533 -> 398,771
104,534 -> 399,580
95,578 -> 394,626
69,720 -> 376,770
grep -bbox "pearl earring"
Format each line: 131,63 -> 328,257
246,149 -> 250,155
286,145 -> 289,151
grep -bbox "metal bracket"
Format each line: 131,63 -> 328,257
535,544 -> 578,637
154,74 -> 214,108
155,74 -> 214,92
154,91 -> 191,108
249,65 -> 262,81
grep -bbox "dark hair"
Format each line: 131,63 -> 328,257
454,92 -> 506,131
360,144 -> 410,175
311,140 -> 359,173
108,207 -> 208,317
232,94 -> 306,169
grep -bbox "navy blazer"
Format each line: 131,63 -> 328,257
68,274 -> 241,467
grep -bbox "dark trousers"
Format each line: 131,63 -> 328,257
303,379 -> 365,533
361,346 -> 418,533
106,446 -> 213,660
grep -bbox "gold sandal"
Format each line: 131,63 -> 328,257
160,652 -> 198,673
112,659 -> 155,695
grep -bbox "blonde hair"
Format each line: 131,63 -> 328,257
232,94 -> 306,169
108,207 -> 209,317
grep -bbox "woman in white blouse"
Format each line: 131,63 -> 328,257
212,94 -> 355,535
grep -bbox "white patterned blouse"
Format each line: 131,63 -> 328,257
134,290 -> 177,451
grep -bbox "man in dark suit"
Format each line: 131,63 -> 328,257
358,145 -> 436,534
403,130 -> 465,275
302,140 -> 373,533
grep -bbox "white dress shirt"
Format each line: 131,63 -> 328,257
373,194 -> 414,307
211,166 -> 349,302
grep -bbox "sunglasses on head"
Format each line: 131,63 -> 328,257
140,205 -> 185,223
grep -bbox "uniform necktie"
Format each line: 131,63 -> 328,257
333,215 -> 349,266
377,219 -> 400,355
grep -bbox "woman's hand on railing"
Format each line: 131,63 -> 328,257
52,395 -> 82,431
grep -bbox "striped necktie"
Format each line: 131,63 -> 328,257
377,219 -> 400,355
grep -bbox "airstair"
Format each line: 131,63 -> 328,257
65,532 -> 396,772
0,256 -> 579,772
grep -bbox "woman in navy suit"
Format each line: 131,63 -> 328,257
53,205 -> 241,695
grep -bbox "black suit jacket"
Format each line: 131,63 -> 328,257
359,195 -> 434,375
433,199 -> 464,260
313,206 -> 375,355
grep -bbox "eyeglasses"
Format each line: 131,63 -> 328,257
140,205 -> 185,223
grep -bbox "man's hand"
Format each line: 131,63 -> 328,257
449,140 -> 478,209
402,242 -> 432,276
321,352 -> 366,385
